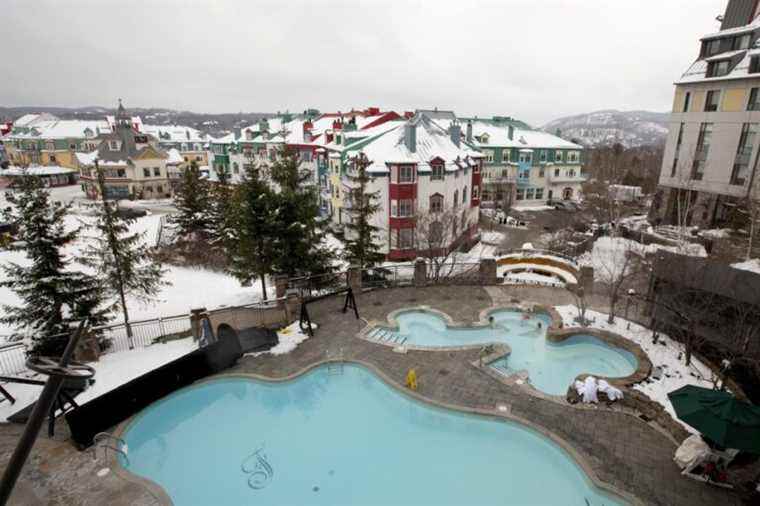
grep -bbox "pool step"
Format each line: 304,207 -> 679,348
327,363 -> 343,375
367,327 -> 407,345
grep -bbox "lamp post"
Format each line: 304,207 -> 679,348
624,288 -> 636,330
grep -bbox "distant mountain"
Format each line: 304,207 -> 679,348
0,106 -> 275,136
541,110 -> 669,148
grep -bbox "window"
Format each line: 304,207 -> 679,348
143,168 -> 150,177
398,228 -> 414,249
399,165 -> 415,183
526,188 -> 535,200
707,60 -> 730,78
430,221 -> 443,243
519,152 -> 532,163
397,199 -> 414,217
704,90 -> 720,112
554,168 -> 560,177
671,122 -> 685,177
748,88 -> 760,111
462,186 -> 467,203
153,167 -> 161,177
117,169 -> 125,178
731,123 -> 758,185
453,190 -> 459,208
196,156 -> 201,161
539,150 -> 547,163
461,211 -> 467,231
484,151 -> 494,163
430,194 -> 443,213
704,38 -> 721,57
472,186 -> 479,199
555,151 -> 563,162
691,123 -> 713,180
501,150 -> 510,163
751,56 -> 760,74
49,154 -> 56,163
735,34 -> 751,50
535,188 -> 544,200
568,151 -> 579,163
683,92 -> 691,112
431,163 -> 444,180
110,141 -> 119,150
69,143 -> 76,150
539,167 -> 545,178
157,185 -> 163,193
516,189 -> 525,200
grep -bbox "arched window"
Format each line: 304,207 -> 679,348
461,210 -> 467,232
453,189 -> 459,208
463,186 -> 468,203
429,193 -> 444,213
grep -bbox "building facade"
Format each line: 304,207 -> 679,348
77,101 -> 171,200
140,124 -> 209,169
653,0 -> 760,227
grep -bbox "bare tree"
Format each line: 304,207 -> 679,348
592,235 -> 647,324
746,197 -> 760,260
569,284 -> 590,327
414,208 -> 468,283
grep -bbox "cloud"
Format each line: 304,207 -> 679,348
2,0 -> 724,125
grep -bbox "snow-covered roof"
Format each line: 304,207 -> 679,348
1,165 -> 77,176
166,148 -> 184,165
347,116 -> 483,174
210,132 -> 237,144
7,119 -> 113,140
467,120 -> 582,150
141,124 -> 206,144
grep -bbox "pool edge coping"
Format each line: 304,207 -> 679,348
362,303 -> 652,391
111,358 -> 644,506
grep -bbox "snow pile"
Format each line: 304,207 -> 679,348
555,305 -> 716,433
481,231 -> 505,246
0,337 -> 197,423
504,271 -> 564,287
248,321 -> 311,357
578,236 -> 706,282
699,228 -> 733,239
732,258 -> 760,275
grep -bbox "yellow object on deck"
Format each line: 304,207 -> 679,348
405,369 -> 418,390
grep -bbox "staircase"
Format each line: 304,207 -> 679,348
365,327 -> 407,346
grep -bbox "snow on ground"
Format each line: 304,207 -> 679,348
699,228 -> 733,239
555,305 -> 716,433
497,262 -> 576,284
0,191 -> 266,338
481,231 -> 505,245
732,258 -> 760,274
0,337 -> 197,423
247,321 -> 311,357
578,236 -> 706,282
503,271 -> 564,287
512,204 -> 553,211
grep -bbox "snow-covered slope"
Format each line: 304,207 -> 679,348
542,110 -> 669,148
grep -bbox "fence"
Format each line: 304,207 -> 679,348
92,313 -> 192,353
289,271 -> 347,299
361,264 -> 415,289
0,343 -> 27,377
496,248 -> 580,270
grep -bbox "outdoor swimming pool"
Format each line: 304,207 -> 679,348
385,309 -> 638,395
121,365 -> 625,505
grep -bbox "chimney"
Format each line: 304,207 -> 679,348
367,107 -> 380,115
404,111 -> 414,119
326,132 -> 334,143
303,120 -> 313,142
466,121 -> 473,143
333,119 -> 343,130
404,122 -> 417,153
449,122 -> 461,147
508,125 -> 514,141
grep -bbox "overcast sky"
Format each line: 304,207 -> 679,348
2,0 -> 725,126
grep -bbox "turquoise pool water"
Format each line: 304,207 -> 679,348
121,365 -> 624,506
391,310 -> 638,395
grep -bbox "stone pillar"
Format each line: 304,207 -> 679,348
414,258 -> 427,287
74,330 -> 101,363
190,307 -> 208,340
579,266 -> 594,294
275,275 -> 289,308
347,265 -> 362,293
479,257 -> 497,285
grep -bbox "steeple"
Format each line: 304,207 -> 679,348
116,98 -> 131,129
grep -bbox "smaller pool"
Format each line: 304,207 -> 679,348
380,309 -> 638,395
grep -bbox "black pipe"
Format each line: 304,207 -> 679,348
0,321 -> 87,506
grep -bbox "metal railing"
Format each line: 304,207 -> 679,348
289,271 -> 347,299
496,248 -> 580,269
0,343 -> 27,377
92,313 -> 192,353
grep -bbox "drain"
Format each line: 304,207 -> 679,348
438,369 -> 449,376
406,298 -> 417,303
373,301 -> 383,306
476,296 -> 486,301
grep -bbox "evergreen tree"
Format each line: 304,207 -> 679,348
268,148 -> 335,277
171,160 -> 211,241
227,166 -> 278,300
208,165 -> 234,248
0,175 -> 112,356
341,153 -> 385,270
80,164 -> 168,347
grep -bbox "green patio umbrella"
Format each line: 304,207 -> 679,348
668,385 -> 760,453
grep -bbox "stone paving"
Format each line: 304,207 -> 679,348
0,284 -> 741,505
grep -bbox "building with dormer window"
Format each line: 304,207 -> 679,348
76,100 -> 171,200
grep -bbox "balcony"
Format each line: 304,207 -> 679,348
548,171 -> 587,184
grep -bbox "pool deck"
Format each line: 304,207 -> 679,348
0,285 -> 741,505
